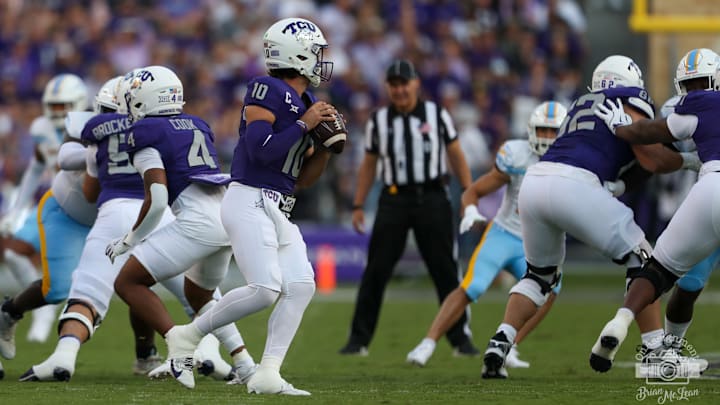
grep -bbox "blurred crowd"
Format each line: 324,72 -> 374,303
0,0 -> 588,224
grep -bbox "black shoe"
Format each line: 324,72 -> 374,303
481,332 -> 511,379
453,340 -> 480,357
339,343 -> 368,356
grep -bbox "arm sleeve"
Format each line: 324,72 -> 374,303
132,147 -> 165,176
245,120 -> 305,165
58,142 -> 87,170
85,145 -> 98,178
666,113 -> 698,141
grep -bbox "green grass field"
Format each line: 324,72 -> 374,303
2,271 -> 720,404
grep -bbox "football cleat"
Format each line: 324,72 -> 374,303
157,324 -> 203,388
133,352 -> 164,376
227,362 -> 259,385
247,366 -> 310,396
590,318 -> 629,372
406,339 -> 436,367
338,343 -> 368,356
194,334 -> 233,380
505,345 -> 530,369
19,352 -> 75,382
27,304 -> 59,343
482,332 -> 511,379
0,304 -> 19,359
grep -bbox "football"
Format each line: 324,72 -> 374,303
311,113 -> 347,154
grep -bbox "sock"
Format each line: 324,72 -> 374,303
497,323 -> 517,344
641,329 -> 664,350
259,355 -> 282,372
616,307 -> 635,328
136,344 -> 157,360
197,299 -> 247,353
665,317 -> 692,340
56,335 -> 82,363
262,282 -> 314,362
232,349 -> 254,367
420,337 -> 437,350
193,285 -> 277,335
1,299 -> 23,320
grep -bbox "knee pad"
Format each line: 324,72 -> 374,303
509,264 -> 560,307
676,274 -> 705,293
628,257 -> 678,300
58,299 -> 100,339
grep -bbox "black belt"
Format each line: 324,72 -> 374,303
383,179 -> 445,195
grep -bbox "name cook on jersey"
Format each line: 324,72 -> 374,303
91,117 -> 197,140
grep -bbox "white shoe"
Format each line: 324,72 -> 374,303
194,334 -> 233,380
19,352 -> 75,382
27,304 -> 59,343
406,339 -> 436,367
227,361 -> 258,385
505,345 -> 530,368
590,318 -> 629,372
133,352 -> 164,376
0,307 -> 18,359
160,325 -> 204,389
247,366 -> 310,396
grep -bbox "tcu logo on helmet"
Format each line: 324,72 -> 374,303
282,20 -> 317,35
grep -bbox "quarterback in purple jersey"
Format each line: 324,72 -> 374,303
161,17 -> 338,396
592,48 -> 720,374
108,66 -> 256,389
481,55 -> 695,379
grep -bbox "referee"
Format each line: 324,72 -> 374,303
340,60 -> 476,356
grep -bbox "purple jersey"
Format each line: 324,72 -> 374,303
81,113 -> 145,207
127,113 -> 221,205
230,76 -> 316,195
674,91 -> 720,162
542,87 -> 655,182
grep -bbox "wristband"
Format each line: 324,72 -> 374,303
296,120 -> 308,134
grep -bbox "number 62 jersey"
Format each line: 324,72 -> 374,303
541,86 -> 655,182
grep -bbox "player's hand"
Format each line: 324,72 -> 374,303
300,101 -> 337,130
594,98 -> 632,134
0,215 -> 16,237
603,179 -> 626,197
105,235 -> 132,264
352,208 -> 366,234
459,205 -> 487,234
679,151 -> 702,171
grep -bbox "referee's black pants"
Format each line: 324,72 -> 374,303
347,184 -> 471,348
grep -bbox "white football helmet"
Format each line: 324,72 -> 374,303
115,69 -> 141,115
126,65 -> 184,122
94,76 -> 123,114
42,73 -> 89,129
527,101 -> 567,155
591,55 -> 644,91
263,18 -> 333,87
674,48 -> 720,95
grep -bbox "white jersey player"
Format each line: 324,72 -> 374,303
160,17 -> 337,396
0,74 -> 91,362
406,101 -> 566,369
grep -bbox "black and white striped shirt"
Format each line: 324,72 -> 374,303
364,99 -> 457,186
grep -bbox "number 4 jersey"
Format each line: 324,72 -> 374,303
126,114 -> 221,205
541,86 -> 655,182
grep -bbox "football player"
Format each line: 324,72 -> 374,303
159,17 -> 338,395
19,74 -> 251,382
480,55 -> 697,379
407,101 -> 567,368
592,48 -> 720,373
108,65 -> 257,389
0,74 -> 88,345
0,74 -> 91,361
